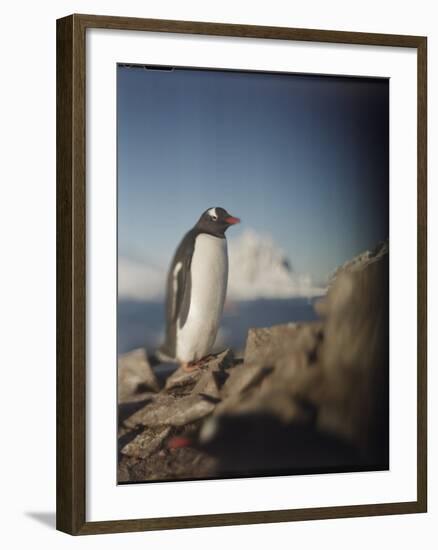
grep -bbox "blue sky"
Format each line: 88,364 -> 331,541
118,65 -> 388,285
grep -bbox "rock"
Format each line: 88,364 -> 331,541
164,365 -> 204,395
210,327 -> 320,423
192,371 -> 221,401
297,244 -> 390,464
119,441 -> 217,482
316,240 -> 388,319
118,348 -> 160,402
118,396 -> 154,426
117,461 -> 131,483
121,426 -> 171,459
244,323 -> 294,366
206,242 -> 389,470
198,413 -> 358,476
124,392 -> 215,428
221,363 -> 272,398
330,239 -> 389,281
244,322 -> 323,382
244,323 -> 311,367
118,241 -> 389,482
215,387 -> 306,423
272,323 -> 323,386
214,359 -> 312,423
203,348 -> 235,371
165,349 -> 234,394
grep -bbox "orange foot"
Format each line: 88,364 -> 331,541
182,354 -> 215,372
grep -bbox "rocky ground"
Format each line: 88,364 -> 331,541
118,241 -> 389,483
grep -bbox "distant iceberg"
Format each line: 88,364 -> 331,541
118,228 -> 325,302
118,257 -> 166,301
227,230 -> 325,300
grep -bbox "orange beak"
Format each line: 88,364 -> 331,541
225,216 -> 240,225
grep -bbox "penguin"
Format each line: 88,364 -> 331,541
157,207 -> 240,370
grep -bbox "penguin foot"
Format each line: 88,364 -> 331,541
182,360 -> 203,372
201,354 -> 215,363
182,355 -> 215,372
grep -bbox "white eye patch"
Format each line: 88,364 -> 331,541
207,207 -> 218,221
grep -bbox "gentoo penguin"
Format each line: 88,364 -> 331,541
158,207 -> 240,369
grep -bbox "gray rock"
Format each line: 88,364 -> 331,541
273,323 -> 323,385
212,243 -> 388,464
221,363 -> 272,398
165,349 -> 234,394
244,322 -> 323,376
121,426 -> 171,459
329,239 -> 389,281
192,371 -> 221,401
214,383 -> 307,424
118,348 -> 160,402
117,240 -> 389,481
317,249 -> 389,458
244,323 -> 300,367
117,461 -> 131,483
124,392 -> 215,428
164,365 -> 205,395
207,348 -> 235,369
211,328 -> 320,423
297,246 -> 390,463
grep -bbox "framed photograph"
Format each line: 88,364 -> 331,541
56,14 -> 427,535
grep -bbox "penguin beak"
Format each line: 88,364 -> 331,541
224,216 -> 240,225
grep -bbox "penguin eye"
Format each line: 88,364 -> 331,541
210,215 -> 218,221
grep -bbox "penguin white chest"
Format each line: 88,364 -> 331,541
177,234 -> 228,362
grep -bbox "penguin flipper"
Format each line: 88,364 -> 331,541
161,231 -> 195,359
176,261 -> 192,328
167,233 -> 195,324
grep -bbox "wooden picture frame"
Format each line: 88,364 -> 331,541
56,13 -> 427,535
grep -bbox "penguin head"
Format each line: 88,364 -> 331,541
195,207 -> 240,237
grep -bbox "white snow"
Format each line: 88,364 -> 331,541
118,257 -> 166,301
227,229 -> 325,300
